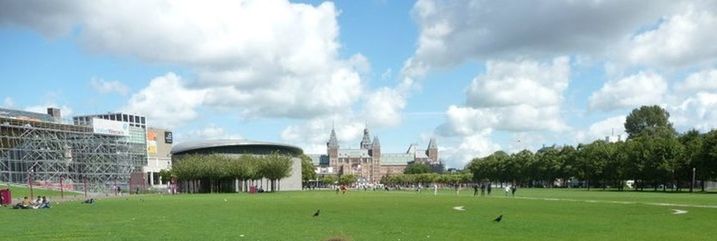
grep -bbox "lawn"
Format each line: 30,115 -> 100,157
1,189 -> 716,241
0,183 -> 77,200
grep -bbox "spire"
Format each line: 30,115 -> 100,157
360,126 -> 372,149
372,136 -> 380,147
428,138 -> 437,149
328,127 -> 339,148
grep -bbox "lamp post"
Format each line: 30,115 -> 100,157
83,176 -> 88,199
60,175 -> 64,199
691,168 -> 696,193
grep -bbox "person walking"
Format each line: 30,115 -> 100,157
487,183 -> 492,195
511,185 -> 517,197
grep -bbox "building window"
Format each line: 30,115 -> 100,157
123,114 -> 128,122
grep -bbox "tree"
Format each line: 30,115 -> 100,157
321,175 -> 337,186
339,174 -> 358,185
299,154 -> 317,188
680,129 -> 703,192
228,155 -> 255,192
260,153 -> 293,192
535,146 -> 562,187
159,169 -> 174,184
508,150 -> 533,185
624,105 -> 676,139
575,141 -> 610,190
404,162 -> 431,174
558,145 -> 578,187
698,130 -> 717,191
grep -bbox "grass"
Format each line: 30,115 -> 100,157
0,182 -> 81,199
1,188 -> 716,241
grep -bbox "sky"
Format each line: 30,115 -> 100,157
1,0 -> 717,168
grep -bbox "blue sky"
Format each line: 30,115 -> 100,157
2,0 -> 717,168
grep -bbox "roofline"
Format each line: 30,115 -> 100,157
171,139 -> 303,155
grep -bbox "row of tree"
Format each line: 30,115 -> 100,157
162,153 -> 293,193
381,173 -> 472,186
466,105 -> 717,192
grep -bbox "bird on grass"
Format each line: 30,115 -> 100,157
313,209 -> 320,217
493,214 -> 503,223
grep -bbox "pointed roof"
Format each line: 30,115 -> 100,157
328,128 -> 339,148
360,126 -> 371,148
372,136 -> 380,147
428,138 -> 437,149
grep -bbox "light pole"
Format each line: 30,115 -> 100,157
691,167 -> 696,193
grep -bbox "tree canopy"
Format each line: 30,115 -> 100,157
625,105 -> 675,138
169,153 -> 293,193
466,105 -> 717,192
404,162 -> 432,174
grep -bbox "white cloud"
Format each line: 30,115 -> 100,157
672,92 -> 717,132
575,116 -> 626,143
626,5 -> 717,68
121,73 -> 205,129
90,78 -> 129,95
439,57 -> 570,135
589,71 -> 667,111
182,124 -> 242,141
440,130 -> 501,168
436,57 -> 570,166
404,0 -> 678,74
669,69 -> 717,132
1,97 -> 14,108
1,0 -> 367,120
467,57 -> 569,108
363,87 -> 406,127
675,69 -> 717,94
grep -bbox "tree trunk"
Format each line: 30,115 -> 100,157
587,179 -> 590,191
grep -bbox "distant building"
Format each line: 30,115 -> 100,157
171,139 -> 304,192
73,113 -> 147,170
1,107 -> 135,192
310,127 -> 440,183
145,127 -> 173,187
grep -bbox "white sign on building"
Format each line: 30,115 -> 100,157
92,118 -> 130,136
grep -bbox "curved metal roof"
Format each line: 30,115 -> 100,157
171,139 -> 303,155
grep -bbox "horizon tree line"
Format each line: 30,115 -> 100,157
466,105 -> 717,192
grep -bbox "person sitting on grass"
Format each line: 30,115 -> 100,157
82,198 -> 95,204
13,196 -> 32,209
40,196 -> 50,209
32,196 -> 42,209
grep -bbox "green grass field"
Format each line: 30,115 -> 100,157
0,183 -> 81,199
1,189 -> 716,241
